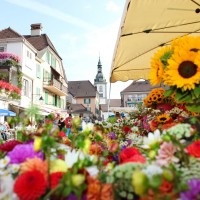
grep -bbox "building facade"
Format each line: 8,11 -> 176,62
68,80 -> 100,118
0,24 -> 68,118
94,57 -> 107,104
121,80 -> 160,108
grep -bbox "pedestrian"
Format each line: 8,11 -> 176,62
65,114 -> 72,136
58,117 -> 65,131
0,122 -> 7,141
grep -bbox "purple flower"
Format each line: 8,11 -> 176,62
107,132 -> 117,140
66,193 -> 87,200
7,143 -> 44,164
180,178 -> 200,200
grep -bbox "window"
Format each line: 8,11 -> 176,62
84,98 -> 91,104
36,64 -> 41,78
0,47 -> 5,52
22,79 -> 29,96
99,93 -> 103,97
99,86 -> 103,92
45,92 -> 48,104
51,56 -> 56,68
27,50 -> 32,59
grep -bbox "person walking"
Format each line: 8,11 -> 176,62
58,117 -> 65,131
65,114 -> 72,136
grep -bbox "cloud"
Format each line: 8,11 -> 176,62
106,1 -> 121,13
4,0 -> 97,30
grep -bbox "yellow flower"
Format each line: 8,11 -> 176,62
164,50 -> 200,90
149,46 -> 172,85
50,159 -> 68,173
82,138 -> 91,154
156,114 -> 170,123
172,36 -> 200,53
34,136 -> 42,152
71,174 -> 85,186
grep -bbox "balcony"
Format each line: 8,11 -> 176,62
43,78 -> 67,96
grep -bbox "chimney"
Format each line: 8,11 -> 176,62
31,23 -> 42,36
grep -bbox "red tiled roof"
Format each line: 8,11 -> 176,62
68,80 -> 97,98
0,27 -> 22,39
121,80 -> 160,93
24,34 -> 61,59
101,99 -> 121,112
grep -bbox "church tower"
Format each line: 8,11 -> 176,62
94,57 -> 107,104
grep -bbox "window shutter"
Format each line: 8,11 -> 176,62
45,92 -> 48,104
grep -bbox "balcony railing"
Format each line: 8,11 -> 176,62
43,78 -> 67,96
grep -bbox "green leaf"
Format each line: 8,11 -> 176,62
63,186 -> 71,197
193,84 -> 200,98
164,87 -> 176,97
149,175 -> 162,189
186,103 -> 200,112
160,50 -> 173,68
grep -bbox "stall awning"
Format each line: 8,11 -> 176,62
110,0 -> 200,83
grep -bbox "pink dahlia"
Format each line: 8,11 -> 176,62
156,142 -> 179,166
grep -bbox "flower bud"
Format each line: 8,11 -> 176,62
71,174 -> 85,186
132,170 -> 148,195
34,136 -> 42,152
163,169 -> 174,182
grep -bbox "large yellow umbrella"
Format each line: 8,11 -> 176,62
110,0 -> 200,83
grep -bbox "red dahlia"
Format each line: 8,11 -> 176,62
186,140 -> 200,158
50,172 -> 64,189
14,170 -> 48,200
0,140 -> 22,152
120,147 -> 140,162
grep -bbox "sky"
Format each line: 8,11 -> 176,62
0,0 -> 132,99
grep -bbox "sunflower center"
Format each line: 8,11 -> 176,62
178,61 -> 197,78
160,117 -> 167,122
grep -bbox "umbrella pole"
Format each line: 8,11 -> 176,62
107,82 -> 111,114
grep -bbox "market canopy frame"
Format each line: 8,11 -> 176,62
110,0 -> 200,83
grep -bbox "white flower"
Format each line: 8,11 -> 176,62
9,164 -> 20,174
142,164 -> 163,178
0,156 -> 10,169
82,122 -> 94,131
131,126 -> 139,132
0,174 -> 17,200
142,129 -> 162,149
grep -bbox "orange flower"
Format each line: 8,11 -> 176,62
87,177 -> 114,200
161,122 -> 179,130
20,158 -> 48,180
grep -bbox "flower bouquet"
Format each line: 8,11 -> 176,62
149,35 -> 200,113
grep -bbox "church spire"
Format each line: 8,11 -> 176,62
94,56 -> 105,83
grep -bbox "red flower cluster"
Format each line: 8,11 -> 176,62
50,172 -> 64,189
186,140 -> 200,158
14,170 -> 48,200
0,80 -> 21,95
123,126 -> 132,134
0,140 -> 22,152
119,147 -> 146,164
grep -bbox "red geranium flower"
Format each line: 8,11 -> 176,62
50,172 -> 64,189
120,147 -> 140,162
122,154 -> 146,164
123,126 -> 132,134
58,131 -> 66,138
14,170 -> 48,200
0,140 -> 22,152
186,140 -> 200,158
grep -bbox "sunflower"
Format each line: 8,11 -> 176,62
149,46 -> 172,85
163,50 -> 200,90
172,36 -> 200,54
156,114 -> 171,123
